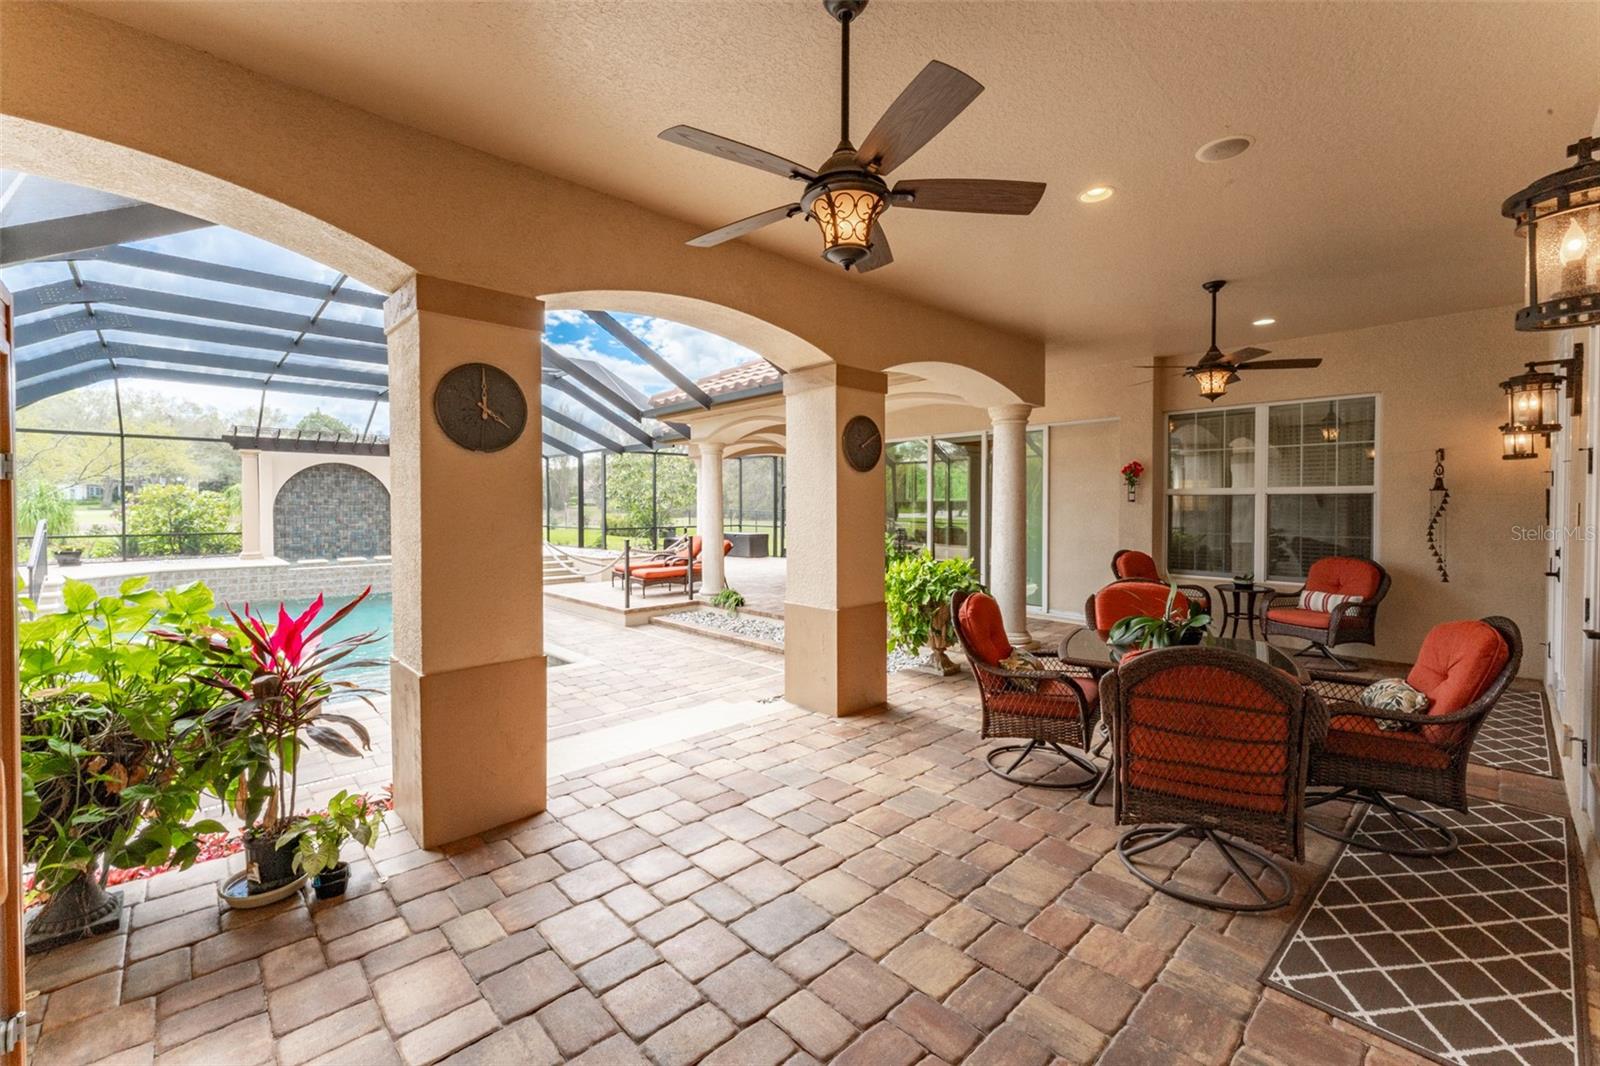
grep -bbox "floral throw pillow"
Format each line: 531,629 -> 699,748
1000,650 -> 1045,692
1359,678 -> 1430,732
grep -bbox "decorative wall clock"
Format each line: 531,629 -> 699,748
433,362 -> 527,452
842,414 -> 882,472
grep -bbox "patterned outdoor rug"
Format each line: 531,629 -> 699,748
1474,689 -> 1558,778
1265,800 -> 1586,1066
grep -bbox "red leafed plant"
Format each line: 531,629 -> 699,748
164,587 -> 384,836
1120,460 -> 1145,490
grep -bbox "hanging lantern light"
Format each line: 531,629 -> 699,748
806,178 -> 886,270
1192,367 -> 1233,402
1320,409 -> 1340,442
1503,136 -> 1600,330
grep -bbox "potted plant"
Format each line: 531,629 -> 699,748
710,587 -> 745,616
18,577 -> 231,951
1106,582 -> 1213,654
167,589 -> 384,903
54,547 -> 83,567
1232,571 -> 1255,590
278,790 -> 385,900
886,551 -> 984,675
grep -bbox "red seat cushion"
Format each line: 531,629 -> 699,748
1305,557 -> 1382,600
632,565 -> 687,580
1093,581 -> 1186,636
958,593 -> 1013,665
1321,711 -> 1451,770
1407,620 -> 1510,746
987,677 -> 1097,720
1121,664 -> 1291,814
1266,606 -> 1333,630
1113,551 -> 1160,581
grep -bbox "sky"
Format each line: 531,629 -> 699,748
4,172 -> 768,452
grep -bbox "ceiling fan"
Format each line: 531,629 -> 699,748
657,0 -> 1046,273
1144,280 -> 1322,401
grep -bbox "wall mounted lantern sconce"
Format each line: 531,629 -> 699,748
1503,136 -> 1599,331
1498,343 -> 1583,461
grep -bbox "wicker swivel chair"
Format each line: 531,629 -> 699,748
1259,556 -> 1390,671
1101,647 -> 1319,911
952,590 -> 1100,789
1110,550 -> 1211,615
1305,616 -> 1521,857
1084,579 -> 1191,637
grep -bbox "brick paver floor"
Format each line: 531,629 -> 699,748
23,610 -> 1592,1066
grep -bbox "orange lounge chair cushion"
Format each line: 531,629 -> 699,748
1407,619 -> 1509,746
987,676 -> 1097,720
1321,711 -> 1451,770
1122,665 -> 1291,814
1114,550 -> 1161,581
1266,606 -> 1333,630
1093,581 -> 1187,637
1305,556 -> 1382,600
631,565 -> 687,582
958,593 -> 1013,665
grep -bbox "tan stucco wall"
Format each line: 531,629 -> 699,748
0,2 -> 1044,396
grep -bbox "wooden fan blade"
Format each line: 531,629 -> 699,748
891,179 -> 1046,215
687,204 -> 802,248
1237,358 -> 1322,370
855,227 -> 894,273
659,126 -> 817,181
1228,346 -> 1273,363
857,61 -> 984,176
1195,345 -> 1227,366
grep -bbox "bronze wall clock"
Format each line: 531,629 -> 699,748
433,362 -> 528,452
842,414 -> 882,472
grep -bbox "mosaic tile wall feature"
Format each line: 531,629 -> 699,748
274,462 -> 391,562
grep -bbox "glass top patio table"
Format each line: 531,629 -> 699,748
1056,627 -> 1310,685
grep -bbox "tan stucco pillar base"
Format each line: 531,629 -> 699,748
390,655 -> 547,848
385,275 -> 546,849
783,602 -> 887,717
783,364 -> 888,718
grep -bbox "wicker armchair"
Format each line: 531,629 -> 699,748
1305,616 -> 1521,857
1259,557 -> 1390,671
952,590 -> 1100,789
1101,647 -> 1321,911
1084,579 -> 1190,637
1110,550 -> 1211,616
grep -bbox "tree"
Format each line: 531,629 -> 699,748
17,480 -> 76,538
295,411 -> 355,437
125,484 -> 237,557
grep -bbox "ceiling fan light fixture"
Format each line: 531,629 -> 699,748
809,183 -> 886,269
1077,185 -> 1115,203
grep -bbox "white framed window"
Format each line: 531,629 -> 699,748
1166,394 -> 1379,582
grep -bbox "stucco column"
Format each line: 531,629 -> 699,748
989,403 -> 1034,647
384,276 -> 546,847
784,365 -> 887,716
694,441 -> 726,595
238,448 -> 263,559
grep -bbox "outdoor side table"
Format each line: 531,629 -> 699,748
1214,583 -> 1275,640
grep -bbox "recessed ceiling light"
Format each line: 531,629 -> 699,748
1252,317 -> 1276,327
1196,135 -> 1254,163
1077,185 -> 1115,203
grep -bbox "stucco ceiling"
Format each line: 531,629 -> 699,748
69,0 -> 1600,355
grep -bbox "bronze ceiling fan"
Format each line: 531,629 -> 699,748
658,0 -> 1047,273
1141,280 -> 1323,401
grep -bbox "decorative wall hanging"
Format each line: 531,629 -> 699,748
1121,460 -> 1144,503
1427,449 -> 1449,583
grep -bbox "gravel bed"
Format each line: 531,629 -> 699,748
667,610 -> 940,672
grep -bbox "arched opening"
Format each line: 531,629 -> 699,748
272,462 -> 392,561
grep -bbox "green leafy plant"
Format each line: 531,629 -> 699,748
126,483 -> 236,557
277,790 -> 385,879
18,479 -> 77,538
710,587 -> 745,613
1106,582 -> 1213,650
18,577 -> 232,895
885,551 -> 984,655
